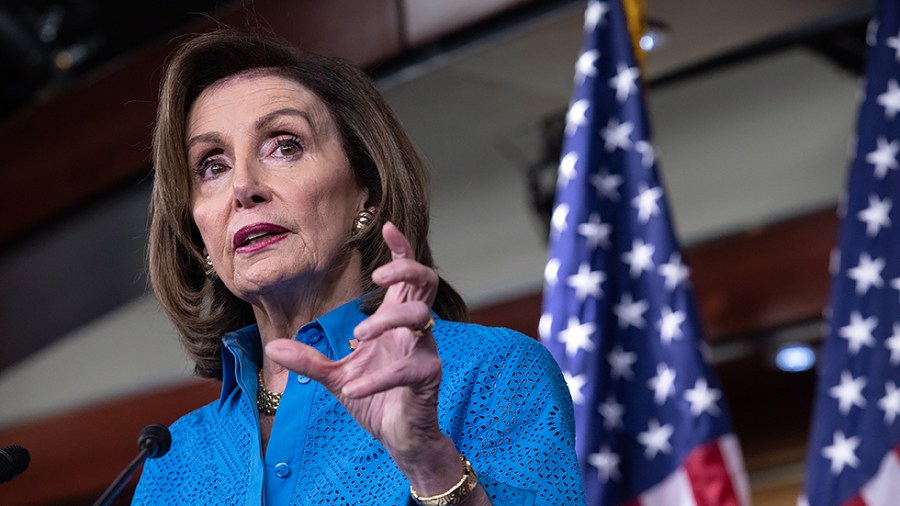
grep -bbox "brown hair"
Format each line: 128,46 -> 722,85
148,30 -> 468,379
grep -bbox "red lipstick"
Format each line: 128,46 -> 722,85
233,223 -> 289,253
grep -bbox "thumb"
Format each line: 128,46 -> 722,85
265,339 -> 335,387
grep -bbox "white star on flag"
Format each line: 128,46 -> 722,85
828,370 -> 867,415
635,140 -> 655,168
838,311 -> 877,355
888,28 -> 900,60
685,378 -> 722,416
544,257 -> 560,286
567,262 -> 606,301
856,193 -> 892,236
564,371 -> 588,405
886,323 -> 900,365
566,99 -> 590,135
865,136 -> 899,179
538,312 -> 552,340
607,345 -> 637,380
878,382 -> 900,425
621,239 -> 655,278
558,152 -> 579,188
577,213 -> 612,250
893,277 -> 900,302
867,19 -> 880,47
632,183 -> 663,223
847,252 -> 885,295
558,316 -> 597,358
598,396 -> 625,429
658,253 -> 690,291
588,446 -> 621,482
657,306 -> 686,344
609,63 -> 639,102
590,170 -> 623,201
637,419 -> 674,459
822,431 -> 861,475
877,78 -> 900,119
583,0 -> 610,32
647,363 -> 677,405
551,203 -> 570,233
575,49 -> 600,84
601,118 -> 634,152
613,293 -> 649,329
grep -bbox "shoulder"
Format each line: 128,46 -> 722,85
432,320 -> 568,402
433,320 -> 558,370
144,401 -> 220,467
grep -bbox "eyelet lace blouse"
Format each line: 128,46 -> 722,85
132,299 -> 586,505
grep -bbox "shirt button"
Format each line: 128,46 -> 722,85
296,375 -> 311,384
307,331 -> 322,344
274,462 -> 290,478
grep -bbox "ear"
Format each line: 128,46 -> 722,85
357,185 -> 372,212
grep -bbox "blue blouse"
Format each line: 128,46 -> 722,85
132,299 -> 585,505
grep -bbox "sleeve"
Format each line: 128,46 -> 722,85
130,406 -> 247,506
131,425 -> 188,505
438,325 -> 586,506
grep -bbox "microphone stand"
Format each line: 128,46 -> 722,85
93,424 -> 171,506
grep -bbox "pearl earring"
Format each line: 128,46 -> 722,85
353,208 -> 376,232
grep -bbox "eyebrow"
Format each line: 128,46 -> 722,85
254,108 -> 315,133
186,108 -> 317,149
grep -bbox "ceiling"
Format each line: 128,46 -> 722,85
0,0 -> 873,428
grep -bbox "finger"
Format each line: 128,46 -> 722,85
265,339 -> 336,387
353,301 -> 432,340
382,221 -> 414,261
342,355 -> 442,398
371,258 -> 438,290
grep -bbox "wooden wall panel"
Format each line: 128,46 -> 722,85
0,0 -> 403,248
0,381 -> 220,505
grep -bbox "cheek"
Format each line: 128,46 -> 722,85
191,204 -> 223,251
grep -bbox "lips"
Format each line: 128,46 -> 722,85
233,223 -> 289,252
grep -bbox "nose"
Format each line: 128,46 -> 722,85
232,158 -> 272,209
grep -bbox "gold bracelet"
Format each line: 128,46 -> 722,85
409,456 -> 478,506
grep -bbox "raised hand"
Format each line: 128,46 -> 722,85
266,222 -> 452,464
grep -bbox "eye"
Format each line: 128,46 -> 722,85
272,134 -> 304,158
193,153 -> 230,180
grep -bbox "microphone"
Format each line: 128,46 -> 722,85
93,424 -> 171,506
0,445 -> 30,484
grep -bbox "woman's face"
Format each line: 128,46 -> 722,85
186,73 -> 368,305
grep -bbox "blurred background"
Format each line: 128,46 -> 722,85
0,0 -> 873,503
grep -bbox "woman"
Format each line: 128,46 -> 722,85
133,30 -> 585,505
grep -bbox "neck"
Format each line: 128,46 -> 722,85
252,251 -> 363,378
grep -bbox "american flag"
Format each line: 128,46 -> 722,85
802,0 -> 900,504
539,1 -> 750,504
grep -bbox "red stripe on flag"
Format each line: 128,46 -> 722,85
621,498 -> 641,506
683,439 -> 740,506
843,495 -> 866,506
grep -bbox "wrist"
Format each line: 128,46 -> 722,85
410,455 -> 478,506
389,434 -> 461,495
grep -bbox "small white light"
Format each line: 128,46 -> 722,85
775,344 -> 816,373
639,33 -> 657,52
639,23 -> 669,53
